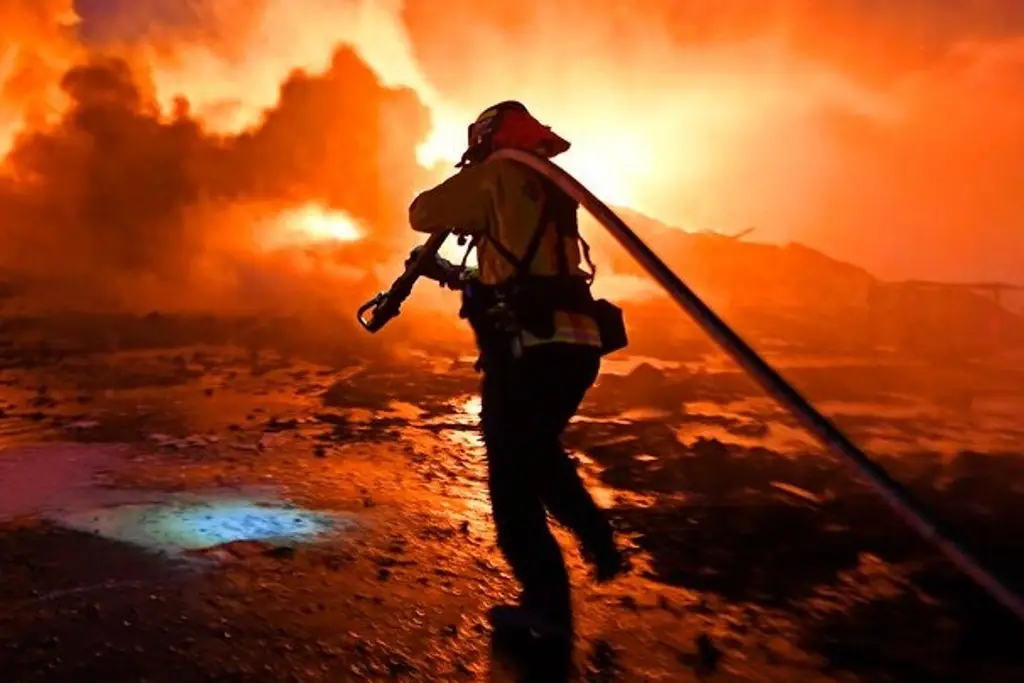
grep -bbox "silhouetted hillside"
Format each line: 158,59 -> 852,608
584,208 -> 1024,359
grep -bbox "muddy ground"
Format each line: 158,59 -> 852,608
1,313 -> 1023,682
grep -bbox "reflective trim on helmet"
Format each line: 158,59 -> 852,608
468,109 -> 500,146
476,108 -> 500,124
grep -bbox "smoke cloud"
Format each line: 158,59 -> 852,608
0,0 -> 1020,321
402,0 -> 1024,282
1,1 -> 434,312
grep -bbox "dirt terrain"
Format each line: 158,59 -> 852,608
1,313 -> 1023,682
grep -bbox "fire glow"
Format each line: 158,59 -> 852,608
259,204 -> 363,250
0,0 -> 1019,299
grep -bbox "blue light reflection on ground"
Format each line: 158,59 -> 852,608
56,495 -> 352,555
157,500 -> 345,549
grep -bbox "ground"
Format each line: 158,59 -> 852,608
1,313 -> 1023,682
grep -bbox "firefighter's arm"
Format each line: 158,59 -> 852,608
408,164 -> 490,235
404,246 -> 458,283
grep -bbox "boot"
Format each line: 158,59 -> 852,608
586,543 -> 632,584
489,602 -> 573,642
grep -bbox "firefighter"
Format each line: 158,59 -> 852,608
407,101 -> 629,641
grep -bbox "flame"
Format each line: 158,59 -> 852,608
0,0 -> 1021,296
0,1 -> 867,241
133,1 -> 655,209
0,2 -> 81,159
258,204 -> 363,251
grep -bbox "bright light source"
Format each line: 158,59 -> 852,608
258,203 -> 363,250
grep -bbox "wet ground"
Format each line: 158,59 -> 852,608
1,314 -> 1024,682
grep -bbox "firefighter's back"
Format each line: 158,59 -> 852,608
476,159 -> 591,288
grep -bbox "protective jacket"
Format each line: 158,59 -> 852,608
409,158 -> 601,350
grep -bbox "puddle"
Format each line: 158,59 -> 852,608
0,442 -> 131,520
0,441 -> 354,557
383,400 -> 426,421
599,355 -> 684,376
440,428 -> 484,453
56,496 -> 352,556
423,395 -> 482,430
814,399 -> 936,419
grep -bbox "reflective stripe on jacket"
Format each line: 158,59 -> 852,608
522,311 -> 602,349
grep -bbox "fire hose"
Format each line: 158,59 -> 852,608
357,148 -> 1024,625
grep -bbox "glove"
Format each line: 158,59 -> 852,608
406,246 -> 458,283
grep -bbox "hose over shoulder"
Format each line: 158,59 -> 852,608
489,147 -> 1024,626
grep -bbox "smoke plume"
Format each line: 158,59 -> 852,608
402,0 -> 1024,282
0,0 -> 1021,321
1,1 -> 434,311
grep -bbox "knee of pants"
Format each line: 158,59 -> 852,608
489,478 -> 542,522
482,421 -> 541,470
481,400 -> 518,450
492,509 -> 552,557
489,480 -> 546,535
481,419 -> 510,455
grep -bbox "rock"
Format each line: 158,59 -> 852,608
386,654 -> 417,677
263,546 -> 297,560
314,412 -> 349,426
265,417 -> 299,432
148,433 -> 177,446
695,633 -> 723,675
769,481 -> 823,504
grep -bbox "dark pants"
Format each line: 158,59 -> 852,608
480,342 -> 615,627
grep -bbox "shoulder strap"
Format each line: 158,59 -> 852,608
482,167 -> 593,281
478,180 -> 553,278
479,233 -> 516,267
554,212 -> 569,277
578,234 -> 596,283
514,190 -> 552,278
459,235 -> 479,269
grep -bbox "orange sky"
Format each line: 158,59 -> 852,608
0,0 -> 1021,313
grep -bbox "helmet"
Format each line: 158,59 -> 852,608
457,101 -> 571,168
